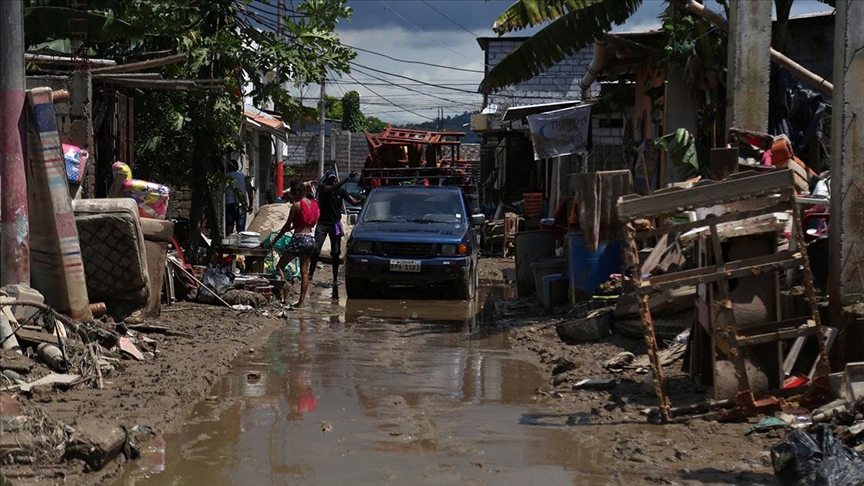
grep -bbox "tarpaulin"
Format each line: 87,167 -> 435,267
527,104 -> 592,160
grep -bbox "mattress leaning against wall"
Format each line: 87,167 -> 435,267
25,87 -> 92,322
72,198 -> 150,319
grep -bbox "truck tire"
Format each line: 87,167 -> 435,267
454,261 -> 477,300
346,276 -> 372,299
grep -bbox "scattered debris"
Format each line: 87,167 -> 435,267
118,337 -> 144,361
572,378 -> 616,391
19,373 -> 81,393
321,420 -> 333,433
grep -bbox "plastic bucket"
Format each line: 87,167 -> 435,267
515,230 -> 556,297
566,231 -> 622,303
531,257 -> 568,305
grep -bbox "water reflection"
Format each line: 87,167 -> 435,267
117,285 -> 600,486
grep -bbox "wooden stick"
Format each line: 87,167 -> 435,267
168,260 -> 234,309
88,343 -> 104,390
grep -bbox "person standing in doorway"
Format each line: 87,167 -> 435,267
311,168 -> 362,299
225,157 -> 249,234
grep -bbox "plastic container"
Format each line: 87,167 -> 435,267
566,231 -> 623,303
531,257 -> 568,305
515,230 -> 556,297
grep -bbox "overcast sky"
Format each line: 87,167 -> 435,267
284,0 -> 834,125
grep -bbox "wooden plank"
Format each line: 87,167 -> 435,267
737,317 -> 813,338
636,200 -> 792,240
637,251 -> 804,295
15,328 -> 59,347
735,320 -> 819,346
618,169 -> 795,220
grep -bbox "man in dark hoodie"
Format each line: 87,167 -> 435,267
311,168 -> 362,298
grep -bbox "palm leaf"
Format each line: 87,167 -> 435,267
493,0 -> 608,34
480,0 -> 642,94
816,0 -> 835,7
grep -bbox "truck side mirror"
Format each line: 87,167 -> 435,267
470,214 -> 485,226
348,213 -> 358,225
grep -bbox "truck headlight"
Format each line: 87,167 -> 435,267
354,241 -> 372,254
441,244 -> 456,255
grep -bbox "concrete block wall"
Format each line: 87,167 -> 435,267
26,73 -> 94,196
486,39 -> 597,108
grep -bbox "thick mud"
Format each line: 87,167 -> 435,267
112,259 -> 778,485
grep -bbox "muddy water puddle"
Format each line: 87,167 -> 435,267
117,285 -> 647,485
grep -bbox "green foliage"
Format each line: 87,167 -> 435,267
480,0 -> 642,93
653,128 -> 707,179
365,116 -> 388,133
25,0 -> 355,253
341,91 -> 365,132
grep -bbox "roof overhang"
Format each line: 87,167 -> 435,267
502,100 -> 592,121
242,105 -> 294,141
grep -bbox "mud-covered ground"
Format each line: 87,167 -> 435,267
480,258 -> 781,485
4,258 -> 785,485
2,304 -> 285,485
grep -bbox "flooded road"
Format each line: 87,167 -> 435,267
117,284 -> 620,485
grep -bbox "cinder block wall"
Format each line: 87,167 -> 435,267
485,40 -> 597,108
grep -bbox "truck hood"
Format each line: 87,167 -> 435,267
352,221 -> 467,242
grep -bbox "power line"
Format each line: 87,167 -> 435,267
378,0 -> 491,69
345,44 -> 483,74
345,71 -> 435,122
349,64 -> 479,109
420,0 -> 483,38
351,61 -> 481,95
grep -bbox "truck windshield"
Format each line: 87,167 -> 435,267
362,191 -> 464,224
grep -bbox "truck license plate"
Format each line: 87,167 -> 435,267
390,259 -> 421,273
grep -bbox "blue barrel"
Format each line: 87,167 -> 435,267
567,231 -> 622,302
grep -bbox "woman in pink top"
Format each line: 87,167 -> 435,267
271,181 -> 320,308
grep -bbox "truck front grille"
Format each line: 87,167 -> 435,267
380,242 -> 433,257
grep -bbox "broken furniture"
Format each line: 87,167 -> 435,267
617,170 -> 829,422
72,198 -> 150,320
140,218 -> 174,318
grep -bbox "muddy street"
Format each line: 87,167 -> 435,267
115,268 -> 776,486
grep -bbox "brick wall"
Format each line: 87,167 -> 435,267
485,39 -> 597,108
283,129 -> 368,170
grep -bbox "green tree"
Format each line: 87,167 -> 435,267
341,91 -> 365,132
365,116 -> 387,133
25,0 -> 356,258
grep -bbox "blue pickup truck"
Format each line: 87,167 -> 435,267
345,185 -> 484,299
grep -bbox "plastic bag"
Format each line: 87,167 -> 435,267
772,425 -> 864,486
202,264 -> 233,295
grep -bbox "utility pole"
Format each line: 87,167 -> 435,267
0,0 -> 30,286
273,0 -> 284,197
319,78 -> 326,179
830,1 -> 864,320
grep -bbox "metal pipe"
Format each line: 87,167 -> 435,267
24,53 -> 117,66
319,79 -> 326,179
0,0 -> 30,286
580,38 -> 610,99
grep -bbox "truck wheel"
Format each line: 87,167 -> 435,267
346,276 -> 371,299
454,262 -> 476,300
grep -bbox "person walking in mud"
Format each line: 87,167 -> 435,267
310,168 -> 362,299
270,181 -> 320,309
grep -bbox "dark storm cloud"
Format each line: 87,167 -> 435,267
342,0 -> 515,34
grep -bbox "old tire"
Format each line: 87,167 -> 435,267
454,261 -> 477,300
346,276 -> 371,299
